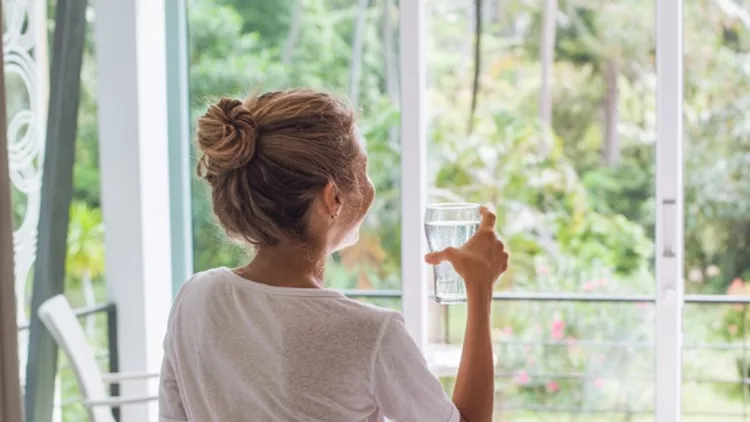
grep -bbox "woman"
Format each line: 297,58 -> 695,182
159,89 -> 509,422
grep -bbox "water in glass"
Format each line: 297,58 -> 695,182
425,203 -> 481,304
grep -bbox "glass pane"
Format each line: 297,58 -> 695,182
187,0 -> 402,291
425,0 -> 657,418
435,301 -> 655,421
683,0 -> 750,419
683,303 -> 750,420
683,0 -> 750,295
425,0 -> 657,296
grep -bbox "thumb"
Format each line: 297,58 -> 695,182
424,247 -> 459,265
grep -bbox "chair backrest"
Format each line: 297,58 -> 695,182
38,295 -> 115,422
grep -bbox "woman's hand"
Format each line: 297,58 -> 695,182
424,206 -> 509,294
426,206 -> 506,422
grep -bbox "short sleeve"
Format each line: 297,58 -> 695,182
372,313 -> 460,422
159,345 -> 188,421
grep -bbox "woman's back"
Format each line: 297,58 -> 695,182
159,268 -> 459,422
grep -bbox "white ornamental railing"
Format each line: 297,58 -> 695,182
3,0 -> 55,419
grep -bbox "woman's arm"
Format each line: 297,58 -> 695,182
453,286 -> 494,422
425,207 -> 508,422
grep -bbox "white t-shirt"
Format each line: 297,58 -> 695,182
159,268 -> 460,422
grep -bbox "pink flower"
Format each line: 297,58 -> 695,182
503,326 -> 514,336
636,302 -> 649,309
582,282 -> 595,292
546,380 -> 559,393
514,370 -> 530,385
537,266 -> 550,276
551,317 -> 565,341
728,324 -> 739,335
728,278 -> 745,295
594,378 -> 605,389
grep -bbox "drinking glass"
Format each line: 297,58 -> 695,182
424,203 -> 481,304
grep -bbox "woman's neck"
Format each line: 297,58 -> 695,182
236,242 -> 328,289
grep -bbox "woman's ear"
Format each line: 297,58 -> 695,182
321,181 -> 343,217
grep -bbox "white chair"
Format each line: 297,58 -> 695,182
38,294 -> 159,422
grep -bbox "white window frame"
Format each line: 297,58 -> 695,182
399,0 -> 429,352
655,0 -> 684,421
397,0 -> 686,420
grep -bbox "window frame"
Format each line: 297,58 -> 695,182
165,1 -> 686,420
655,0 -> 684,420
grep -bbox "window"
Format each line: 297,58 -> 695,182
425,0 -> 658,418
187,0 -> 402,311
176,0 -> 750,420
682,0 -> 750,418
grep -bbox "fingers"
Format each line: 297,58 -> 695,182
500,252 -> 510,273
479,206 -> 497,232
424,247 -> 459,265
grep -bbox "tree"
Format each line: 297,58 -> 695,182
65,202 -> 104,336
539,0 -> 558,152
282,0 -> 304,65
349,0 -> 369,107
468,0 -> 483,134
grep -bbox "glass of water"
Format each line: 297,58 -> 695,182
425,203 -> 481,304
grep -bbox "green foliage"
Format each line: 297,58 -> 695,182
430,107 -> 653,288
65,202 -> 104,283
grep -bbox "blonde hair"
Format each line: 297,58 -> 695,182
196,89 -> 360,246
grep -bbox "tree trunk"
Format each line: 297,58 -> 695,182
382,0 -> 398,100
468,0 -> 483,134
282,0 -> 304,65
350,0 -> 369,108
462,1 -> 475,77
539,0 -> 558,153
381,0 -> 399,144
496,0 -> 505,24
602,58 -> 620,165
25,0 -> 87,420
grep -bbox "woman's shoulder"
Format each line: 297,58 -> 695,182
172,267 -> 401,325
323,295 -> 402,330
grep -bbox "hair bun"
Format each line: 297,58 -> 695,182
196,97 -> 258,178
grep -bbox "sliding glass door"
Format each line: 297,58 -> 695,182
421,0 -> 661,419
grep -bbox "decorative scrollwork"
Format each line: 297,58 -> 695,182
4,0 -> 46,377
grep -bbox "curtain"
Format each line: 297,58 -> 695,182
0,0 -> 24,420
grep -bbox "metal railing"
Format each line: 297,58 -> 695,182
344,289 -> 750,419
20,291 -> 750,420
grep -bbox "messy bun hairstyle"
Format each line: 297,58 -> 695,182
196,89 -> 359,246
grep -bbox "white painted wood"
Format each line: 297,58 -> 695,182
400,0 -> 429,351
94,0 -> 173,420
655,0 -> 684,420
38,295 -> 158,422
